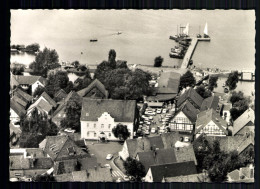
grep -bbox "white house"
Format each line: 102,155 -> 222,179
195,109 -> 228,138
10,99 -> 26,124
11,75 -> 47,95
80,99 -> 138,141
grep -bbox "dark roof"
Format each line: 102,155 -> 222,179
174,101 -> 199,123
150,161 -> 197,182
9,156 -> 53,170
195,109 -> 228,135
80,99 -> 136,122
42,135 -> 88,161
177,88 -> 203,108
146,94 -> 177,102
161,132 -> 193,149
52,91 -> 82,117
158,72 -> 181,94
78,156 -> 98,170
77,79 -> 108,98
10,99 -> 26,117
54,89 -> 67,102
12,95 -> 27,108
33,158 -> 53,169
11,75 -> 47,85
164,173 -> 208,182
233,108 -> 255,136
200,95 -> 220,111
137,149 -> 177,172
13,88 -> 33,102
28,99 -> 53,114
54,173 -> 74,181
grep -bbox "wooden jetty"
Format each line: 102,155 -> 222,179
181,37 -> 210,69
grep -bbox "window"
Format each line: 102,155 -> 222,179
87,132 -> 89,137
108,124 -> 111,129
108,133 -> 111,137
94,124 -> 96,128
94,133 -> 96,137
87,123 -> 89,127
101,124 -> 104,128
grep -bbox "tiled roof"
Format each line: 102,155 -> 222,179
10,122 -> 22,136
43,135 -> 88,161
161,132 -> 193,149
11,75 -> 47,85
174,145 -> 197,165
146,94 -> 177,102
10,99 -> 26,117
228,169 -> 240,181
9,156 -> 30,170
150,161 -> 197,182
25,148 -> 46,158
54,173 -> 74,181
200,95 -> 220,112
33,158 -> 53,169
158,72 -> 181,94
28,99 -> 53,114
233,108 -> 255,136
12,95 -> 27,108
72,168 -> 113,182
78,156 -> 98,170
77,79 -> 109,98
177,88 -> 203,108
52,91 -> 82,117
195,109 -> 228,135
175,101 -> 200,123
137,149 -> 177,172
40,92 -> 57,108
126,136 -> 164,158
13,88 -> 33,103
54,89 -> 67,102
80,98 -> 136,122
164,173 -> 208,182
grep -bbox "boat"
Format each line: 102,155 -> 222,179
117,31 -> 122,35
182,23 -> 189,37
169,35 -> 179,40
197,25 -> 202,38
171,48 -> 182,53
90,39 -> 98,42
169,52 -> 183,59
204,22 -> 210,38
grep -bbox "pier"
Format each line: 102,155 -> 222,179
181,37 -> 210,69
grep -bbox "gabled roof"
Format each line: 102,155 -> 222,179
150,161 -> 197,182
13,88 -> 33,103
81,99 -> 136,122
195,109 -> 228,135
28,99 -> 53,114
12,95 -> 27,108
9,156 -> 53,170
177,88 -> 203,108
11,75 -> 47,85
52,91 -> 82,118
161,132 -> 193,149
233,108 -> 255,136
174,101 -> 200,123
9,156 -> 30,170
158,72 -> 181,94
42,135 -> 88,161
40,92 -> 57,108
54,89 -> 67,102
200,95 -> 219,112
77,79 -> 108,98
164,173 -> 208,182
10,99 -> 26,117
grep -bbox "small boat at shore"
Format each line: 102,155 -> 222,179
204,22 -> 210,38
90,39 -> 98,42
117,31 -> 122,35
169,52 -> 183,59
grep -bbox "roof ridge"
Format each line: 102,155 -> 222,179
53,136 -> 69,161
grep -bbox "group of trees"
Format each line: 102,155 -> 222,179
19,109 -> 58,148
10,63 -> 25,75
112,124 -> 130,141
194,136 -> 251,182
229,91 -> 251,121
25,43 -> 40,52
29,47 -> 60,77
226,71 -> 239,91
154,56 -> 164,67
195,85 -> 212,99
179,70 -> 196,90
123,157 -> 146,181
94,49 -> 152,100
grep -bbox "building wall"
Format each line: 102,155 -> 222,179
170,111 -> 193,132
32,81 -> 45,95
144,168 -> 153,182
10,108 -> 20,123
81,112 -> 134,141
118,141 -> 130,161
197,120 -> 227,137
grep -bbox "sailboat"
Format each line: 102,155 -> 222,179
204,22 -> 209,38
182,23 -> 189,36
197,25 -> 202,38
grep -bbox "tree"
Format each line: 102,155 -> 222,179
94,60 -> 114,83
195,85 -> 212,99
33,174 -> 55,182
112,124 -> 130,141
10,63 -> 25,75
108,49 -> 117,69
29,47 -> 60,77
229,91 -> 246,105
179,70 -> 196,89
60,99 -> 82,132
154,56 -> 164,67
208,76 -> 218,91
123,157 -> 146,181
74,77 -> 92,92
25,43 -> 40,52
33,85 -> 47,97
225,71 -> 239,91
71,60 -> 80,68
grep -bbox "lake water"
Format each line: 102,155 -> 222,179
11,10 -> 255,71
